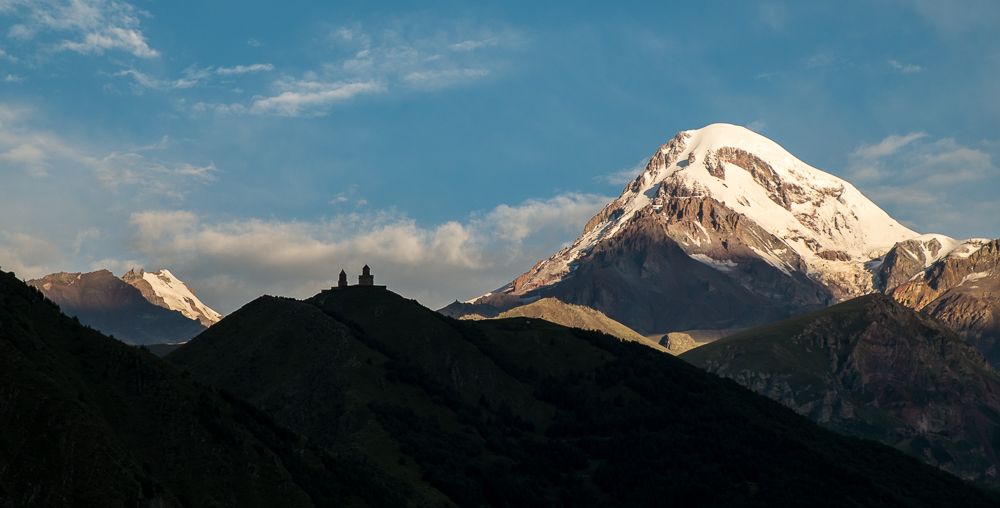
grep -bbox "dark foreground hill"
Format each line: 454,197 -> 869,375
0,270 -> 405,507
681,293 -> 1000,487
167,286 -> 1000,507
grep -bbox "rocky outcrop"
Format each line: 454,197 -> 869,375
681,294 -> 1000,486
891,239 -> 1000,367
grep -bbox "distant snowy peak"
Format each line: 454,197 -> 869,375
486,123 -> 936,302
122,268 -> 222,327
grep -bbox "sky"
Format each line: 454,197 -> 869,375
1,0 -> 998,314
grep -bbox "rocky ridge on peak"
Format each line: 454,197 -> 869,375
889,239 -> 1000,368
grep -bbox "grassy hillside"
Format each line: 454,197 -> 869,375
681,293 -> 1000,486
168,286 -> 1000,507
0,270 -> 406,508
486,297 -> 668,353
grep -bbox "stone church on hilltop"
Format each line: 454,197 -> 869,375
335,265 -> 384,290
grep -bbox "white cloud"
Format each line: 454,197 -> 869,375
756,3 -> 788,30
746,120 -> 766,133
114,68 -> 198,91
0,231 -> 66,279
806,54 -> 831,68
597,159 -> 648,186
215,63 -> 274,75
3,0 -> 159,59
403,68 -> 489,88
1,143 -> 48,175
0,104 -> 217,199
844,132 -> 1000,239
895,0 -> 1000,34
4,74 -> 25,82
449,38 -> 499,51
250,80 -> 384,117
888,60 -> 922,73
176,22 -> 518,117
123,192 -> 610,313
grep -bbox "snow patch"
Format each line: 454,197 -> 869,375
140,269 -> 222,325
690,254 -> 737,273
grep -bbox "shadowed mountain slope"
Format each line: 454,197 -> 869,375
168,287 -> 1000,507
0,270 -> 405,508
681,293 -> 1000,487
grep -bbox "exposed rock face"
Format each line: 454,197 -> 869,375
890,239 -> 1000,367
681,294 -> 1000,487
28,270 -> 206,344
461,123 -> 918,334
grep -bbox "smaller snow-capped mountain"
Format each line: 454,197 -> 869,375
28,270 -> 208,345
122,268 -> 221,327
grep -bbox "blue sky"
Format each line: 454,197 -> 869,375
1,0 -> 998,313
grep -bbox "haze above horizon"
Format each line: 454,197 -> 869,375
1,0 -> 998,314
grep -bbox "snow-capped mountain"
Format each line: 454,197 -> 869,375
28,270 -> 208,345
122,268 -> 222,327
459,123 -> 986,335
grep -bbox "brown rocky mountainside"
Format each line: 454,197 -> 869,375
889,239 -> 1000,368
28,270 -> 206,345
681,293 -> 1000,487
477,210 -> 830,335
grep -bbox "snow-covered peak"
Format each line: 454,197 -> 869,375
123,268 -> 222,327
628,123 -> 918,260
486,124 -> 928,300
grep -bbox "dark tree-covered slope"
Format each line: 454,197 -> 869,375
168,286 -> 1000,507
0,270 -> 406,508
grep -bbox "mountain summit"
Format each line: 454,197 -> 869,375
461,124 -> 978,335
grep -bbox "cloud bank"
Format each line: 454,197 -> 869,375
121,193 -> 609,314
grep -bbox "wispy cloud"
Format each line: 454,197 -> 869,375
845,132 -> 999,238
0,104 -> 216,198
597,159 -> 648,186
113,68 -> 199,91
888,60 -> 922,73
215,63 -> 274,75
249,79 -> 385,117
239,22 -> 519,117
1,0 -> 158,59
449,37 -> 499,51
